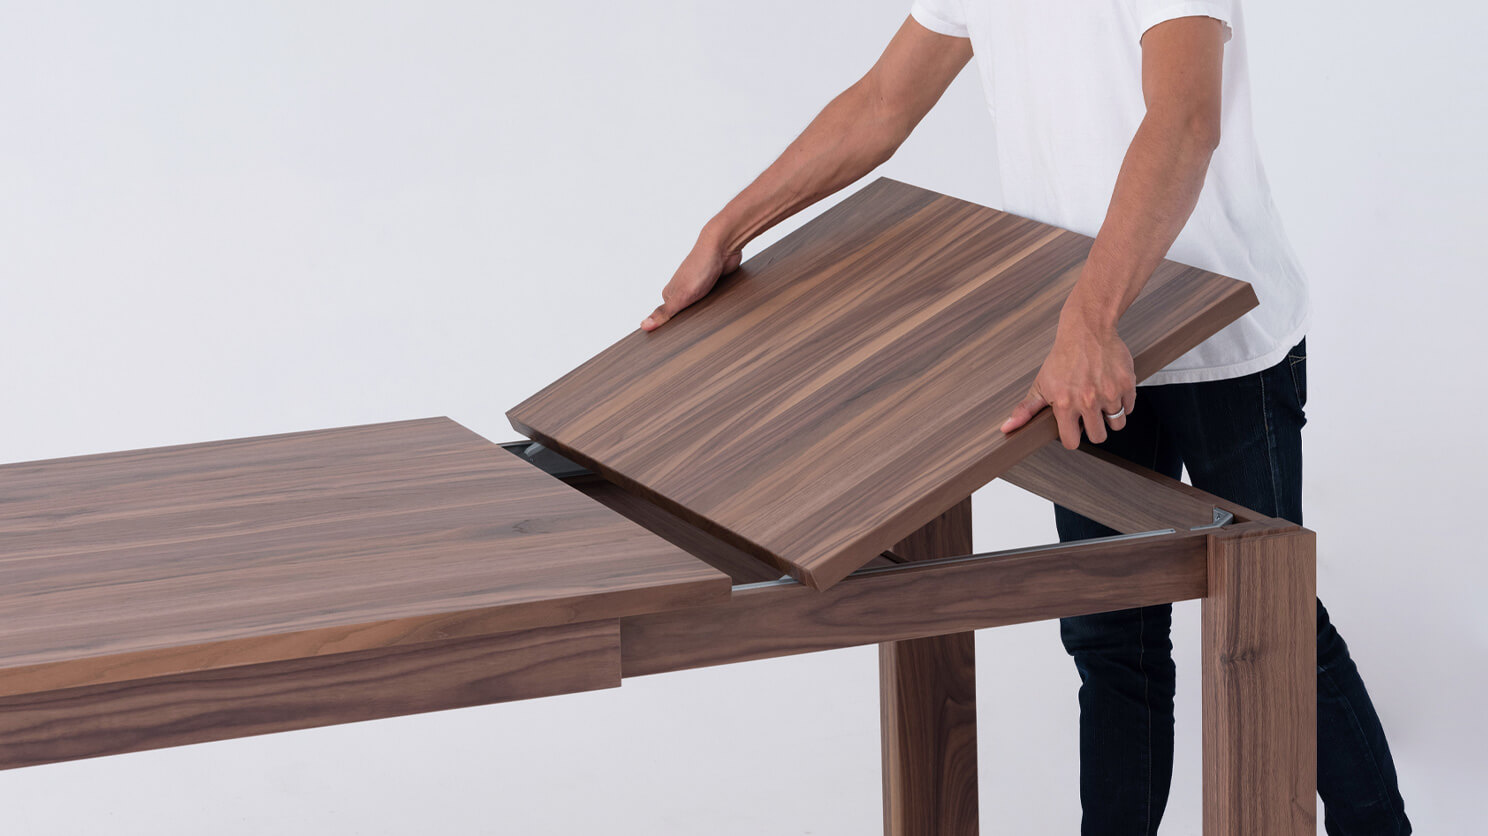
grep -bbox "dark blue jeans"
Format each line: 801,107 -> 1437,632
1056,337 -> 1411,835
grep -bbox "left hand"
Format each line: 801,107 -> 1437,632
1000,313 -> 1138,449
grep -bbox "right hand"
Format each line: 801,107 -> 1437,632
640,236 -> 743,331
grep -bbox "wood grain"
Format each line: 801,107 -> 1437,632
0,417 -> 728,697
880,500 -> 979,836
0,619 -> 619,771
569,477 -> 785,584
620,529 -> 1210,677
509,176 -> 1258,590
1069,442 -> 1282,526
538,462 -> 900,584
1002,442 -> 1223,533
1203,527 -> 1317,835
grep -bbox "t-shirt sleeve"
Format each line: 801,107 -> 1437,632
1131,0 -> 1234,44
909,0 -> 970,38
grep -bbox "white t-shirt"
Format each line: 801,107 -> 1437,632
908,0 -> 1310,385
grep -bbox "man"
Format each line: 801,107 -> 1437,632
638,1 -> 1410,834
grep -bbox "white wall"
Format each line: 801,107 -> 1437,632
0,2 -> 1480,832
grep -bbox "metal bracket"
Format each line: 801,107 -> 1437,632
1191,507 -> 1234,531
504,441 -> 591,480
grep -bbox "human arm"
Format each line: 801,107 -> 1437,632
999,15 -> 1227,448
640,15 -> 973,330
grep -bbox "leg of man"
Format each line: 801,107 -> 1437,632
1157,338 -> 1411,835
1055,395 -> 1185,836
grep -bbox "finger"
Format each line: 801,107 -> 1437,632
1056,406 -> 1083,450
1102,394 -> 1129,432
1000,388 -> 1048,433
640,302 -> 675,331
1082,406 -> 1108,445
1106,386 -> 1137,432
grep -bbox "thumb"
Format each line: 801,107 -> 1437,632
1001,386 -> 1048,434
640,300 -> 678,331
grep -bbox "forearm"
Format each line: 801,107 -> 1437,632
701,82 -> 908,254
1062,113 -> 1220,333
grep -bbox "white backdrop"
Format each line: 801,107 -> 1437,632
0,2 -> 1481,833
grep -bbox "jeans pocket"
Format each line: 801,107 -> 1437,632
1286,338 -> 1307,412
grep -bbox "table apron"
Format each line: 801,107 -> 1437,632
0,618 -> 620,771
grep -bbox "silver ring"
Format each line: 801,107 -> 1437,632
1102,406 -> 1126,420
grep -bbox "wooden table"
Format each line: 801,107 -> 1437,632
0,179 -> 1316,835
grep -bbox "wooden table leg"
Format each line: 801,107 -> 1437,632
880,498 -> 979,836
1202,526 -> 1317,835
